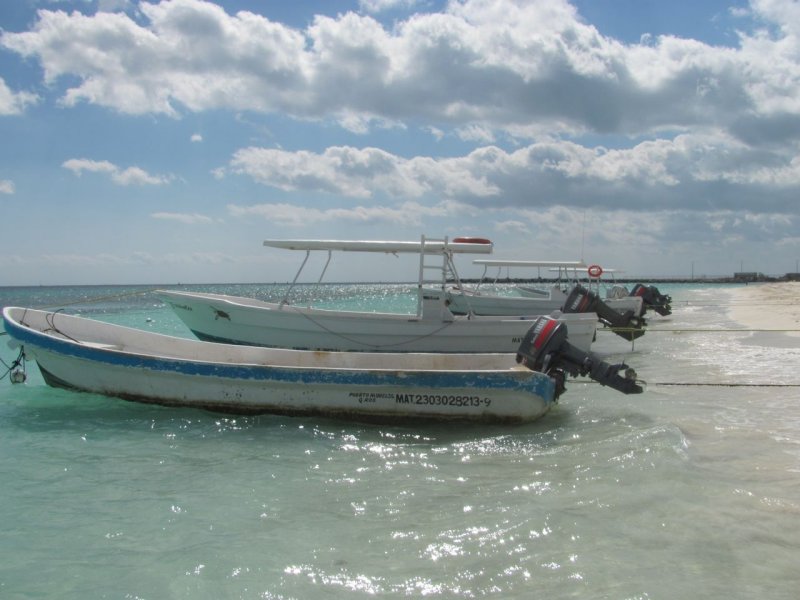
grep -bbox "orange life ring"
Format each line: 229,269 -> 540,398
452,237 -> 492,244
587,264 -> 603,278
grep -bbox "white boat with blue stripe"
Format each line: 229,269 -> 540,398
3,307 -> 642,423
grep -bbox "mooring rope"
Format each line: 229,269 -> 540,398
0,288 -> 162,336
283,303 -> 458,349
599,326 -> 800,334
0,348 -> 25,382
649,382 -> 800,387
577,380 -> 800,388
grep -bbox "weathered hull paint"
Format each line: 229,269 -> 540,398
3,308 -> 556,423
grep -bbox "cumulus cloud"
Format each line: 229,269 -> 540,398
63,158 -> 171,185
113,166 -> 170,186
62,158 -> 117,175
2,0 -> 800,144
225,133 -> 800,214
226,145 -> 499,199
0,77 -> 39,115
0,180 -> 15,194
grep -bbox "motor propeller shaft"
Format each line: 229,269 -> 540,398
562,285 -> 646,341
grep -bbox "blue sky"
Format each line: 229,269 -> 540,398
1,0 -> 799,285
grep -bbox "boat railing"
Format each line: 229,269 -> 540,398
416,235 -> 462,319
279,249 -> 336,307
262,236 -> 492,314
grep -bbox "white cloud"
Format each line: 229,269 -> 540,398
1,0 -> 309,118
227,145 -> 499,199
456,124 -> 495,144
191,133 -> 203,142
225,132 -> 800,213
425,126 -> 445,141
63,158 -> 120,175
63,158 -> 171,185
151,212 -> 214,224
112,166 -> 171,186
0,180 -> 15,194
0,77 -> 38,115
3,0 -> 800,144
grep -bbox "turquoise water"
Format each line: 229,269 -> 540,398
1,283 -> 799,599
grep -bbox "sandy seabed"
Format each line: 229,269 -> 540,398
728,281 -> 800,337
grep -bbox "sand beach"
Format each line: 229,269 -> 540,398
728,281 -> 800,337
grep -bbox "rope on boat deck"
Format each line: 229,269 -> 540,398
283,303 -> 458,349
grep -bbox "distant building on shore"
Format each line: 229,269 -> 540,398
733,271 -> 766,282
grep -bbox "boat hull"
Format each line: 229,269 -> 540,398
444,289 -> 563,315
3,308 -> 556,423
157,290 -> 598,353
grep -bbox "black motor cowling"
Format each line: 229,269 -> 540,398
562,285 -> 646,341
630,284 -> 672,316
516,316 -> 643,399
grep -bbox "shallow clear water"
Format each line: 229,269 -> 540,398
1,283 -> 799,599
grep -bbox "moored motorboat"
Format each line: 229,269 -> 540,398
515,265 -> 672,316
469,260 -> 647,317
158,288 -> 599,353
425,259 -> 648,341
158,236 -> 599,353
3,307 -> 642,423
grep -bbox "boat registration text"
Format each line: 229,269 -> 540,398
349,391 -> 491,407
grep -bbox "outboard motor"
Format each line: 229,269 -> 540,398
516,317 -> 643,399
630,284 -> 672,316
562,285 -> 646,341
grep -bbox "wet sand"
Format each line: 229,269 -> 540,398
728,281 -> 800,338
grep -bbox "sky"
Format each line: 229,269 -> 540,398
1,0 -> 799,285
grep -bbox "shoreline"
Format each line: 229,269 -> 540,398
727,281 -> 800,338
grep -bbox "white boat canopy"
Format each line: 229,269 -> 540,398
265,239 -> 493,254
470,258 -> 624,291
263,235 -> 493,311
472,260 -> 620,274
473,259 -> 586,268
